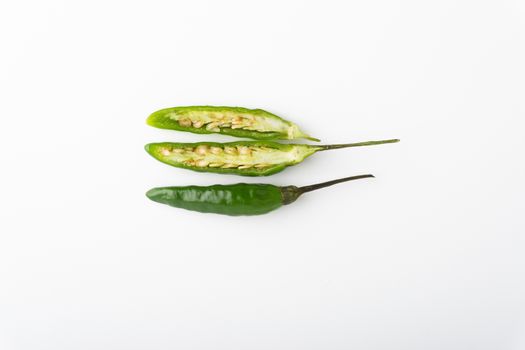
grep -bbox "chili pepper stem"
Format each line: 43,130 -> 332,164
318,139 -> 399,151
298,174 -> 375,194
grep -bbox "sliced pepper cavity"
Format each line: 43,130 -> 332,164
146,106 -> 319,141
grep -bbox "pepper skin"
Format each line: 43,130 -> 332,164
146,106 -> 319,141
145,139 -> 399,177
146,183 -> 283,216
146,174 -> 375,216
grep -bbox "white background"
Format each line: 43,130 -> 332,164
1,1 -> 524,349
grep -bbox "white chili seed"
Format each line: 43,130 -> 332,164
178,118 -> 192,127
195,160 -> 209,167
210,147 -> 222,154
208,163 -> 223,168
195,145 -> 208,155
224,147 -> 237,154
192,120 -> 204,128
238,165 -> 253,169
206,122 -> 219,130
237,146 -> 251,155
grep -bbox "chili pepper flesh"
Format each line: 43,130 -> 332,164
146,174 -> 374,216
146,106 -> 319,141
145,139 -> 399,176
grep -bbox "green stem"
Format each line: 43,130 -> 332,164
319,138 -> 400,151
298,174 -> 375,194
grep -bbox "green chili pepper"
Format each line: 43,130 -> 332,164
146,174 -> 374,216
146,106 -> 319,141
145,139 -> 399,176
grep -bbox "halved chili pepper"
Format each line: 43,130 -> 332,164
146,106 -> 319,141
145,139 -> 399,176
146,174 -> 374,216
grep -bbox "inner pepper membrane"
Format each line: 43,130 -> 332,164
159,144 -> 316,170
168,110 -> 296,137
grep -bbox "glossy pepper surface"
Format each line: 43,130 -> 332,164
146,174 -> 374,216
146,106 -> 319,141
145,139 -> 399,176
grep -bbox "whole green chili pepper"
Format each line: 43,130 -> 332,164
146,106 -> 319,141
145,139 -> 399,176
146,174 -> 374,216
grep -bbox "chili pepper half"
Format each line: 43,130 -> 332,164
146,106 -> 319,141
145,139 -> 399,176
146,174 -> 374,216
